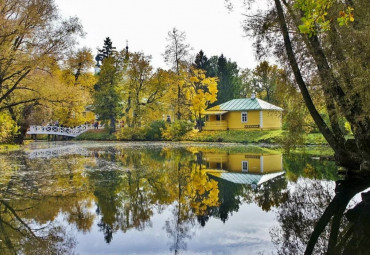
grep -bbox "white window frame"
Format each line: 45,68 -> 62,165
241,112 -> 248,123
242,161 -> 249,172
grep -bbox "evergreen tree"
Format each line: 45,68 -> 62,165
93,39 -> 122,133
193,50 -> 210,71
95,37 -> 116,67
213,54 -> 240,105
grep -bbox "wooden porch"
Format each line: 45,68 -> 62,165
203,120 -> 228,131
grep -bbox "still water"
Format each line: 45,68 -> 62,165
0,141 -> 368,254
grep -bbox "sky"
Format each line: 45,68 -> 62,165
55,0 -> 258,70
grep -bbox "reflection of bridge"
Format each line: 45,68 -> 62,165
27,124 -> 94,138
27,145 -> 90,159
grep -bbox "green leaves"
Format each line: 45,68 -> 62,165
295,0 -> 354,36
337,7 -> 355,26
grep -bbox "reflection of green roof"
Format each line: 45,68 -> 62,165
207,98 -> 283,111
209,171 -> 285,185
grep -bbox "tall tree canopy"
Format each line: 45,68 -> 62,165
93,38 -> 123,133
193,51 -> 241,106
0,0 -> 85,142
164,27 -> 192,120
0,0 -> 83,108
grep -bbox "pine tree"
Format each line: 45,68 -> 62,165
93,39 -> 122,133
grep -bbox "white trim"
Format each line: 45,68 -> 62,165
241,112 -> 248,123
259,111 -> 263,128
242,161 -> 249,172
260,156 -> 264,173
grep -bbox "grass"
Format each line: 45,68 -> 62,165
0,143 -> 21,153
182,129 -> 284,144
74,128 -> 338,146
75,128 -> 116,140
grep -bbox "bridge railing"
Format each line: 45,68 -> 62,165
28,124 -> 95,137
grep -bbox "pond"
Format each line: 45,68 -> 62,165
0,141 -> 369,254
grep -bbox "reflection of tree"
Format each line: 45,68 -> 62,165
162,149 -> 220,254
271,179 -> 334,254
305,177 -> 370,255
283,153 -> 338,181
0,185 -> 77,255
88,158 -> 123,243
164,150 -> 195,255
67,200 -> 94,233
0,152 -> 96,254
208,175 -> 246,222
253,175 -> 288,212
208,174 -> 287,223
271,176 -> 370,255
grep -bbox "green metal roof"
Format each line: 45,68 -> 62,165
207,98 -> 283,111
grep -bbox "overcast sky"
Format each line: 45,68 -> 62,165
55,0 -> 258,70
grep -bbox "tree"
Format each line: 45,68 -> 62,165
186,69 -> 218,130
124,52 -> 168,127
207,54 -> 241,106
0,0 -> 84,142
253,61 -> 280,103
238,68 -> 256,98
93,41 -> 123,133
51,48 -> 96,126
164,28 -> 191,120
193,50 -> 210,71
236,0 -> 370,171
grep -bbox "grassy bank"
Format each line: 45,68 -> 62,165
182,130 -> 284,143
0,144 -> 20,152
75,129 -> 116,140
75,128 -> 331,145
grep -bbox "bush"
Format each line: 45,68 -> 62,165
144,120 -> 166,141
116,127 -> 146,140
0,112 -> 18,143
162,120 -> 193,140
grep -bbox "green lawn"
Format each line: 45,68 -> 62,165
182,129 -> 284,144
74,128 -> 335,146
75,128 -> 116,140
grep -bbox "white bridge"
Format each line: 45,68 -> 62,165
27,124 -> 95,138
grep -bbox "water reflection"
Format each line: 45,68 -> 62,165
0,142 -> 368,254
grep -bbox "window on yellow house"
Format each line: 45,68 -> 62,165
242,161 -> 248,172
241,112 -> 247,123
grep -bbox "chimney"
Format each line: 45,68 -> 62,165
251,92 -> 256,99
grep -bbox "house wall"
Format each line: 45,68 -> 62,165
224,111 -> 260,130
262,110 -> 282,129
204,110 -> 282,131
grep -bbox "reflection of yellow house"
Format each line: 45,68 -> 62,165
204,152 -> 284,186
203,152 -> 283,174
203,97 -> 283,131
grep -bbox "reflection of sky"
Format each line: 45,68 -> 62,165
73,203 -> 277,255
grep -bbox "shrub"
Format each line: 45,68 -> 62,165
162,120 -> 193,140
117,127 -> 146,140
0,112 -> 18,143
145,120 -> 166,141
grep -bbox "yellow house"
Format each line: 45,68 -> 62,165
203,96 -> 283,131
